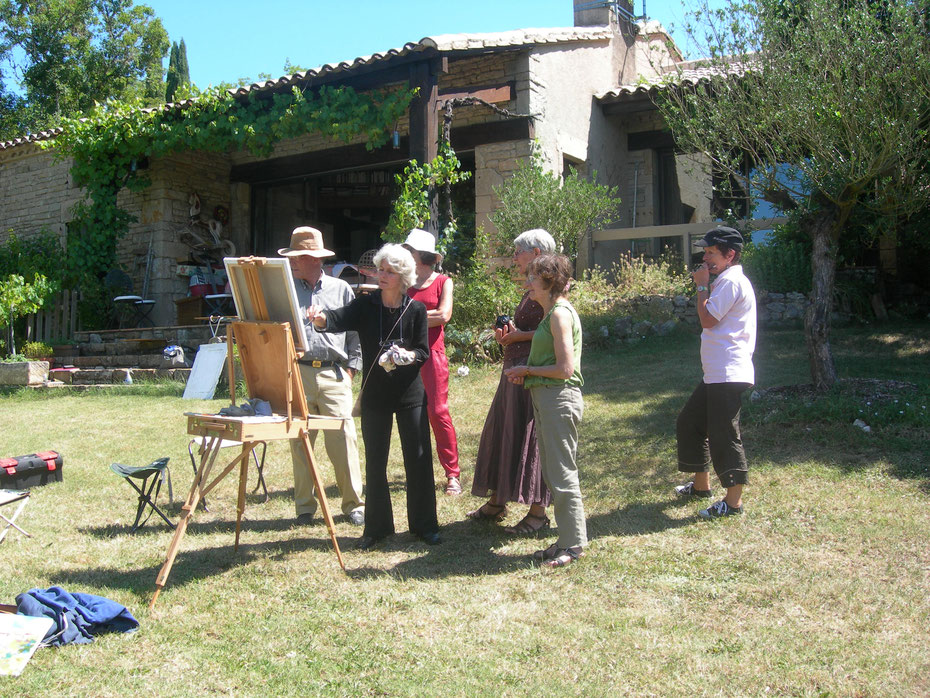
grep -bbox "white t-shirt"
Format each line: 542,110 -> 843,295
700,265 -> 756,384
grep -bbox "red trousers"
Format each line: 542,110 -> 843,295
421,348 -> 460,478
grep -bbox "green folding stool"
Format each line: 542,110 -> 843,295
110,457 -> 174,532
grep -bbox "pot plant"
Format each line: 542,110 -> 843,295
22,340 -> 54,365
0,342 -> 53,386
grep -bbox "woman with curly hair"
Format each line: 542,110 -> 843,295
504,253 -> 586,568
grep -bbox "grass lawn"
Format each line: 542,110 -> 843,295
0,322 -> 928,696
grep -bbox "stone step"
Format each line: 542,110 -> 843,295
49,367 -> 192,385
63,354 -> 174,369
74,324 -> 221,345
56,338 -> 195,359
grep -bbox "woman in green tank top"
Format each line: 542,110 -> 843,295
504,254 -> 586,568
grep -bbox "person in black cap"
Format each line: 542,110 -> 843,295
674,226 -> 757,518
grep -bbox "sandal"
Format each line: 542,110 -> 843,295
445,477 -> 463,496
504,513 -> 550,535
466,502 -> 507,522
534,544 -> 584,568
532,543 -> 561,562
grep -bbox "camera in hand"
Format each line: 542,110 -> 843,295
495,314 -> 513,330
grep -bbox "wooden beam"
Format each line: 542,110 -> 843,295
438,83 -> 515,105
230,117 -> 534,184
628,130 -> 676,151
592,218 -> 788,243
408,60 -> 439,166
447,117 -> 532,152
601,97 -> 657,116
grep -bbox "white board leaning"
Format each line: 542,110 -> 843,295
182,343 -> 228,400
223,257 -> 309,353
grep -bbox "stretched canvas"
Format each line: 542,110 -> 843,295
224,257 -> 309,353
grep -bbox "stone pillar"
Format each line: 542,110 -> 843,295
474,140 -> 533,243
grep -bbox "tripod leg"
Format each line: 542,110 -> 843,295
297,429 -> 344,570
234,442 -> 255,552
151,439 -> 219,609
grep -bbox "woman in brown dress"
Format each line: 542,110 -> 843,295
467,229 -> 556,533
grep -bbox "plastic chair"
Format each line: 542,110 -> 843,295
188,438 -> 268,511
110,457 -> 174,531
0,489 -> 30,543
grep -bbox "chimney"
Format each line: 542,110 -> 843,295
573,1 -> 635,28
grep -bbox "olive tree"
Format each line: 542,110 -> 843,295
655,0 -> 930,389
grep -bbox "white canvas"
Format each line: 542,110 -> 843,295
182,343 -> 228,400
224,257 -> 309,353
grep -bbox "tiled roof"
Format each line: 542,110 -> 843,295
596,59 -> 748,102
1,27 -> 612,151
0,127 -> 64,151
226,27 -> 612,97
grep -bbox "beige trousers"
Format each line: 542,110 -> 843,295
529,384 -> 587,549
291,364 -> 364,516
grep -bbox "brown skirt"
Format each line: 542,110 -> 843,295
471,357 -> 551,506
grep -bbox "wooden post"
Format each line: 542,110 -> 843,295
409,59 -> 441,232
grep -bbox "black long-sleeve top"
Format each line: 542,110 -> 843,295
322,291 -> 429,412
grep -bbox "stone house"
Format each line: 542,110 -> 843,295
0,0 -> 724,329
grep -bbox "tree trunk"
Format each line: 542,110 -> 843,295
804,214 -> 839,391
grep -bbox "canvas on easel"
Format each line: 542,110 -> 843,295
224,257 -> 309,353
150,259 -> 346,609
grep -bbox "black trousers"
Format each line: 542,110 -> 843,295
676,381 -> 752,488
360,404 -> 439,539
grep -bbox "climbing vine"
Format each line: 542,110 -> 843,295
46,84 -> 415,285
383,138 -> 471,253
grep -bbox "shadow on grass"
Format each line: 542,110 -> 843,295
51,533 -> 349,601
347,519 -> 533,580
587,499 -> 696,540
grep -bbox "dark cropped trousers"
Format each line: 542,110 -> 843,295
676,381 -> 752,488
360,404 -> 439,540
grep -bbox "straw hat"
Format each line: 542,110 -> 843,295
402,228 -> 442,264
278,226 -> 334,258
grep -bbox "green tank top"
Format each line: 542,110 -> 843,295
525,299 -> 583,389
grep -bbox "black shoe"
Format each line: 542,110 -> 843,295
699,500 -> 743,519
417,530 -> 442,545
674,482 -> 713,499
355,535 -> 385,550
295,512 -> 314,526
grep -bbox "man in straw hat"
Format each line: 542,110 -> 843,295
279,226 -> 365,526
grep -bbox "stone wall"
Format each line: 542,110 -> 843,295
474,139 -> 533,238
604,291 -> 811,338
0,144 -> 78,246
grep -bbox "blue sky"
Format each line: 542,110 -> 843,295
148,0 -> 706,88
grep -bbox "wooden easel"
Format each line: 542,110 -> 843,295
150,259 -> 346,609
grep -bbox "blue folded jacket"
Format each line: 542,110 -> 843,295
16,585 -> 140,646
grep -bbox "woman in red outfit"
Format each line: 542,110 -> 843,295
403,228 -> 462,496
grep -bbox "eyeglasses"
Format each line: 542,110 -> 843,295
527,274 -> 537,283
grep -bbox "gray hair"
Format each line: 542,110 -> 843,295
514,228 -> 556,254
373,243 -> 417,291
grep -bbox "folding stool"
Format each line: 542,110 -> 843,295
110,457 -> 174,531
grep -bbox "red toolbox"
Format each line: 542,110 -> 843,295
0,451 -> 63,488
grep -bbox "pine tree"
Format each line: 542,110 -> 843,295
177,39 -> 190,87
165,41 -> 180,103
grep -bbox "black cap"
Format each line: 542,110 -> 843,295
694,226 -> 744,250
